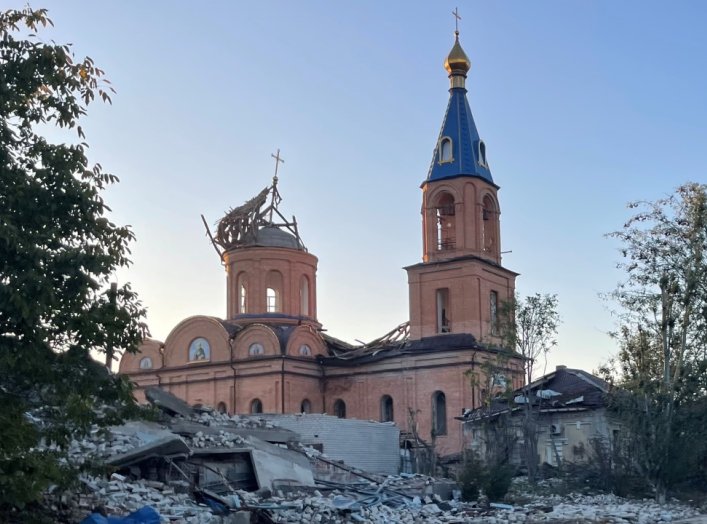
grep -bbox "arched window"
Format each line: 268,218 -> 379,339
380,395 -> 394,422
439,137 -> 453,163
139,357 -> 153,369
435,192 -> 456,251
298,344 -> 311,356
478,140 -> 488,167
248,343 -> 264,356
265,270 -> 283,313
300,275 -> 310,317
333,399 -> 346,419
432,391 -> 447,436
301,399 -> 312,414
217,402 -> 227,414
250,399 -> 263,414
237,273 -> 248,314
482,195 -> 498,254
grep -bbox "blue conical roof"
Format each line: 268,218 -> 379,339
425,36 -> 494,186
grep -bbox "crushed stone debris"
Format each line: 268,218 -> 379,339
38,403 -> 706,523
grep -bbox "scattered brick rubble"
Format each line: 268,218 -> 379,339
40,390 -> 705,523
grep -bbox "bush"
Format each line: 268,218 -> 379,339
458,453 -> 484,501
485,463 -> 514,501
458,452 -> 514,502
559,438 -> 652,498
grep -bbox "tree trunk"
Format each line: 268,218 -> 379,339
523,411 -> 539,483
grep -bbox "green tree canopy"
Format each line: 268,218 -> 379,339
0,7 -> 147,513
603,182 -> 707,502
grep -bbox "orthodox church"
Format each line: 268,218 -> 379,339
119,29 -> 523,457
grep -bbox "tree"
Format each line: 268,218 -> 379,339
604,182 -> 707,502
499,293 -> 560,482
502,293 -> 560,386
0,7 -> 147,515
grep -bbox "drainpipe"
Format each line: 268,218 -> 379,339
281,354 -> 286,414
229,334 -> 237,415
157,343 -> 165,389
318,355 -> 326,414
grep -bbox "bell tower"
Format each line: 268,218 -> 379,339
406,29 -> 517,342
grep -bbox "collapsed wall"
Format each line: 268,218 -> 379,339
258,414 -> 400,475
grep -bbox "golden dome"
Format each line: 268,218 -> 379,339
444,32 -> 471,75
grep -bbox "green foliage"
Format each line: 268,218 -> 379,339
603,182 -> 707,502
458,452 -> 514,502
495,293 -> 560,484
0,7 -> 147,514
560,438 -> 652,498
458,453 -> 484,501
499,293 -> 560,385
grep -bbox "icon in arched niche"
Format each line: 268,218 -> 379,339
188,337 -> 211,362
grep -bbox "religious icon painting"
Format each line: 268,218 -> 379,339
188,337 -> 211,361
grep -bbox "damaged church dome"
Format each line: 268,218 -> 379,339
253,224 -> 304,250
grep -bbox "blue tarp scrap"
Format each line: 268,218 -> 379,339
80,505 -> 161,524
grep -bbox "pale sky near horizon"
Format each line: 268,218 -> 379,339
13,1 -> 707,375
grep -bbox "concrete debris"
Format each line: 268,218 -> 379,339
145,387 -> 196,418
38,388 -> 706,523
79,476 -> 217,523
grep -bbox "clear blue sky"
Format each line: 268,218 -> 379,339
17,1 -> 707,375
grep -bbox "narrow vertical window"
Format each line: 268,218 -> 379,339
490,290 -> 498,335
478,140 -> 488,167
432,391 -> 447,436
380,395 -> 394,422
333,399 -> 346,419
301,399 -> 312,414
300,276 -> 310,317
237,273 -> 248,314
217,402 -> 227,414
436,288 -> 451,333
266,270 -> 283,313
439,137 -> 453,163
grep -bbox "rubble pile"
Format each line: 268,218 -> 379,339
64,427 -> 142,464
190,411 -> 275,430
185,430 -> 247,449
518,493 -> 703,523
79,475 -> 217,523
38,388 -> 706,523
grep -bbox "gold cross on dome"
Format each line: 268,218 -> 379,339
271,148 -> 285,181
452,7 -> 461,33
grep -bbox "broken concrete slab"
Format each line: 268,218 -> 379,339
106,434 -> 190,468
104,420 -> 191,468
250,448 -> 314,491
189,436 -> 315,493
145,387 -> 195,418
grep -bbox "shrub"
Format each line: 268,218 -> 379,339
458,452 -> 514,502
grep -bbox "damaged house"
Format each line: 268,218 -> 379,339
459,365 -> 621,468
119,29 -> 525,459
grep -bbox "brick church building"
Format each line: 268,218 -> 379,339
120,29 -> 523,457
